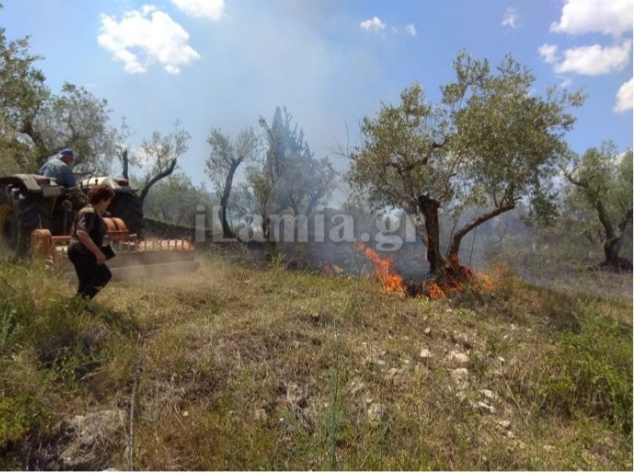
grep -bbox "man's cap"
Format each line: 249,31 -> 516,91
59,148 -> 75,160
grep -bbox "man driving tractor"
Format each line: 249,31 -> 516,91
38,148 -> 77,187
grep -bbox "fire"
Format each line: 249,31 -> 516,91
353,243 -> 407,294
353,243 -> 495,300
426,281 -> 447,300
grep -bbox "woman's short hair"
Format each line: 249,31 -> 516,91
87,184 -> 116,205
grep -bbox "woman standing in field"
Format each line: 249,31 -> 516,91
68,184 -> 116,300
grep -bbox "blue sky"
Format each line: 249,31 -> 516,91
2,0 -> 634,189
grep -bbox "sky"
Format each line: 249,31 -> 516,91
1,0 -> 635,190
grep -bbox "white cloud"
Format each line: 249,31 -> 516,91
550,0 -> 633,37
539,40 -> 631,75
538,43 -> 559,64
502,8 -> 519,29
170,0 -> 225,22
405,24 -> 417,37
360,16 -> 386,35
98,6 -> 200,74
613,78 -> 633,112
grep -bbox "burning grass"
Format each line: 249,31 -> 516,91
0,252 -> 633,470
353,243 -> 495,300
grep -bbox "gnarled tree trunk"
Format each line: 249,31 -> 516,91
220,158 -> 242,238
418,195 -> 444,275
600,208 -> 633,271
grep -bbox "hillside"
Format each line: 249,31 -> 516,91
0,246 -> 633,471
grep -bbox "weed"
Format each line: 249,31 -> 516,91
539,306 -> 632,436
0,254 -> 633,470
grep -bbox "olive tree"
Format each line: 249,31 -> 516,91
30,82 -> 117,171
348,51 -> 585,277
0,18 -> 49,172
563,142 -> 633,270
205,127 -> 260,238
137,122 -> 190,203
143,171 -> 212,227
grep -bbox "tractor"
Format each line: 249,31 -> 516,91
0,173 -> 199,279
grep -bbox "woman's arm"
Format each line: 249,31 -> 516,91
76,230 -> 107,265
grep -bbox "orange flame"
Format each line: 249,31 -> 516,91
426,281 -> 447,300
352,243 -> 495,300
354,243 -> 407,294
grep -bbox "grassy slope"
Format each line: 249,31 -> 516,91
0,247 -> 633,470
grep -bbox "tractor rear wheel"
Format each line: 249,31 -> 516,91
0,185 -> 40,257
107,192 -> 144,237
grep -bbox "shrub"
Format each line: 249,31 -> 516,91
539,306 -> 632,436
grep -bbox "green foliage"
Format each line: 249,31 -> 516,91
349,51 -> 585,267
0,395 -> 48,447
31,82 -> 118,169
1,13 -> 120,173
143,171 -> 214,227
205,127 -> 261,235
348,81 -> 449,211
206,127 -> 260,193
137,122 -> 191,202
540,307 -> 632,436
0,14 -> 49,172
561,143 -> 633,264
0,262 -> 138,455
257,107 -> 337,217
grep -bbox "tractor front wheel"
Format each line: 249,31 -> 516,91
0,185 -> 40,257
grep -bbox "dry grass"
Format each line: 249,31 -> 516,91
0,250 -> 633,470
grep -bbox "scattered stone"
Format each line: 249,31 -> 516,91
254,409 -> 268,423
350,380 -> 365,394
448,351 -> 470,364
55,410 -> 127,471
497,356 -> 506,364
423,327 -> 432,335
451,331 -> 474,349
496,420 -> 511,430
420,349 -> 432,359
286,383 -> 307,408
368,403 -> 386,423
385,368 -> 401,381
472,401 -> 497,414
543,445 -> 555,452
450,368 -> 469,388
480,389 -> 500,402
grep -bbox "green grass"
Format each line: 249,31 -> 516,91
0,253 -> 633,470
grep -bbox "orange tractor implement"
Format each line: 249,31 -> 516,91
1,174 -> 199,279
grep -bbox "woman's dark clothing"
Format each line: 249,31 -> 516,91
68,206 -> 112,299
